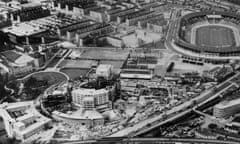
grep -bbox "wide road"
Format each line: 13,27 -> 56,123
136,79 -> 236,137
125,138 -> 240,144
109,72 -> 240,137
164,18 -> 182,54
62,137 -> 239,144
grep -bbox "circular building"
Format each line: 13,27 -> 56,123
40,75 -> 117,127
71,78 -> 117,113
172,11 -> 240,63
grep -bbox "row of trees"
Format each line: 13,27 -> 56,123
0,74 -> 8,100
227,0 -> 240,5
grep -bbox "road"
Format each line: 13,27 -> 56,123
53,49 -> 72,69
109,72 -> 240,137
134,72 -> 240,137
62,137 -> 240,144
164,18 -> 182,54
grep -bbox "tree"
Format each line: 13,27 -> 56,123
25,76 -> 37,87
208,123 -> 218,129
227,0 -> 240,5
0,74 -> 8,99
1,0 -> 11,3
0,31 -> 10,52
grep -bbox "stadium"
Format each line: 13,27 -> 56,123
173,11 -> 240,62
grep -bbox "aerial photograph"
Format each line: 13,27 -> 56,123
1,0 -> 240,144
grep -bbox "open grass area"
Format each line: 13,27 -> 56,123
6,71 -> 68,101
60,68 -> 89,80
47,57 -> 61,68
79,48 -> 130,61
0,51 -> 21,62
196,26 -> 235,48
23,71 -> 68,85
58,59 -> 97,69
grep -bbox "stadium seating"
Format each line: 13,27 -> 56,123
175,11 -> 240,57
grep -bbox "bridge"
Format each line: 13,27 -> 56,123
108,72 -> 240,137
61,137 -> 240,144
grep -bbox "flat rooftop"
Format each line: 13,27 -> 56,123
0,102 -> 51,131
3,15 -> 85,36
21,2 -> 41,9
3,22 -> 46,36
0,101 -> 33,111
90,7 -> 106,13
215,99 -> 240,109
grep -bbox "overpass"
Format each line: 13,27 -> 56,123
132,73 -> 240,137
60,137 -> 240,144
109,72 -> 240,137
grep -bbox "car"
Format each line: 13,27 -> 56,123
146,123 -> 152,127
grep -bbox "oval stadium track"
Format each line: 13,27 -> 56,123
167,11 -> 240,60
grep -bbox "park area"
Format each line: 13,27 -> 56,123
7,71 -> 68,101
196,25 -> 235,48
21,71 -> 68,84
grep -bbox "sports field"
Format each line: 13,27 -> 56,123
60,68 -> 89,79
196,26 -> 235,48
58,60 -> 97,69
79,48 -> 130,61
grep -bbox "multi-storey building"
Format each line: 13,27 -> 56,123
106,8 -> 136,22
66,20 -> 92,41
125,11 -> 155,26
214,99 -> 240,119
72,23 -> 114,46
96,64 -> 113,80
89,7 -> 107,22
0,102 -> 51,141
0,50 -> 40,77
116,9 -> 154,25
52,110 -> 104,128
72,88 -> 108,106
137,14 -> 167,33
52,0 -> 97,15
83,96 -> 95,110
120,69 -> 153,79
137,1 -> 158,10
9,3 -> 50,22
3,15 -> 87,45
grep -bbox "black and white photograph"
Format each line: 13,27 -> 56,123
0,0 -> 240,144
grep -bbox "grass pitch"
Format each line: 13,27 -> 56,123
196,26 -> 235,48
